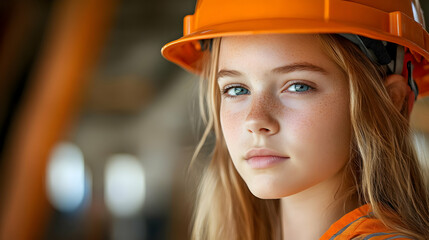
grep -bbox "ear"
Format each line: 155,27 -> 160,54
383,74 -> 414,117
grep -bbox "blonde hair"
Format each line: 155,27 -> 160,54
190,34 -> 429,240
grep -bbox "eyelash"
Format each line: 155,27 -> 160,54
220,81 -> 315,98
221,84 -> 247,99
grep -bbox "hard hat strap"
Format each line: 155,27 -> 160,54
407,61 -> 419,100
340,34 -> 419,99
339,34 -> 393,67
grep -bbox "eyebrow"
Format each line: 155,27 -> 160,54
217,62 -> 328,80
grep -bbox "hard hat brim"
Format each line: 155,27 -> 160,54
162,18 -> 428,71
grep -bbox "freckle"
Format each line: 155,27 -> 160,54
318,101 -> 328,115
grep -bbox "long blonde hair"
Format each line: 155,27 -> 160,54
190,34 -> 429,240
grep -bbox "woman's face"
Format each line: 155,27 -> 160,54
218,34 -> 351,199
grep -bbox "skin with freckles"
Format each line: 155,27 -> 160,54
218,34 -> 352,239
218,34 -> 351,199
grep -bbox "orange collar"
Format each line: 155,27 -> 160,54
320,204 -> 372,240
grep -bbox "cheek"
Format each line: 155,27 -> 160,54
287,94 -> 351,172
220,104 -> 244,151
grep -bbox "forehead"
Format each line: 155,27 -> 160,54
218,34 -> 336,73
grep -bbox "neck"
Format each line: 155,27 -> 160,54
280,172 -> 357,240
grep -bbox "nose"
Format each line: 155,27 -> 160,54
245,97 -> 280,136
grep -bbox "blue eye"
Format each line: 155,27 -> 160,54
225,87 -> 249,97
287,83 -> 312,92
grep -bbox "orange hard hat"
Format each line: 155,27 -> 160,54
161,0 -> 429,98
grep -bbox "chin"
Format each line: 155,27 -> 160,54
247,183 -> 287,199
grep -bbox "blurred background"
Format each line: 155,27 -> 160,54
0,0 -> 428,240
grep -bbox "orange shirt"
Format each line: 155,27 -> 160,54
320,204 -> 414,240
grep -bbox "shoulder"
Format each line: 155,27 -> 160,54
320,204 -> 415,240
347,217 -> 414,239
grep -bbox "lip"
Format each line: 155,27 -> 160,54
245,148 -> 289,169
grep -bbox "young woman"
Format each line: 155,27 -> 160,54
162,0 -> 429,239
